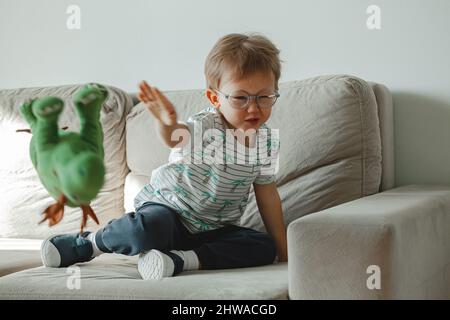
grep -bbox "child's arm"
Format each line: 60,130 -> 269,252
138,81 -> 189,148
253,182 -> 288,262
155,121 -> 190,149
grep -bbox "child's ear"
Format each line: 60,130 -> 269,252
205,89 -> 221,109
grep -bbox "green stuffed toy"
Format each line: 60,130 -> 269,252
18,83 -> 108,234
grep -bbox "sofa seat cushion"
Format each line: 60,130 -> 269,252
0,238 -> 42,276
0,253 -> 288,299
0,251 -> 42,277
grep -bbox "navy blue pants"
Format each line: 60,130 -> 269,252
94,202 -> 276,270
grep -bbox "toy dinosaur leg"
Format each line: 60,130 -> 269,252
39,195 -> 66,227
73,84 -> 108,157
80,205 -> 100,234
80,116 -> 104,158
31,96 -> 64,152
19,99 -> 37,129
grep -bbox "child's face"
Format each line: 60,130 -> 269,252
207,70 -> 277,132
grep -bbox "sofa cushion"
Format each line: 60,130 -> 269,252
0,84 -> 133,238
125,75 -> 382,232
124,172 -> 149,212
0,254 -> 288,299
0,250 -> 42,277
0,238 -> 42,276
241,75 -> 382,231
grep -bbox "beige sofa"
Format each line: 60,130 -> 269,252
1,75 -> 449,299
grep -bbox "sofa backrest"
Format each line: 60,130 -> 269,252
0,85 -> 133,238
0,75 -> 393,238
125,74 -> 390,232
368,82 -> 394,192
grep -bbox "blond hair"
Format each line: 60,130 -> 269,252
204,33 -> 282,91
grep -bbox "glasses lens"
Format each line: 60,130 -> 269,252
258,95 -> 277,108
229,93 -> 249,109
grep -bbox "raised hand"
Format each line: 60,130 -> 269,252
138,81 -> 177,126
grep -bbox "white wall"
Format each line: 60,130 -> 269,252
1,0 -> 450,187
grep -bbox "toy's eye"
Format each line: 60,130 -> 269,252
79,168 -> 86,176
52,169 -> 58,177
72,195 -> 79,201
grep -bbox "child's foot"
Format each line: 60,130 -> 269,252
40,232 -> 94,268
137,250 -> 184,280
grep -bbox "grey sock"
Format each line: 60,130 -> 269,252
170,250 -> 200,271
86,232 -> 103,258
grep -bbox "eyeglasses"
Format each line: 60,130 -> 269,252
215,89 -> 280,110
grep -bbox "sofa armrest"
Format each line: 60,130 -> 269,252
287,184 -> 450,299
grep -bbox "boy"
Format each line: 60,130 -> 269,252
41,33 -> 287,280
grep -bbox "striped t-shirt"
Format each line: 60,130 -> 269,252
134,106 -> 280,234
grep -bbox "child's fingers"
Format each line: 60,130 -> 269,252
139,81 -> 155,101
143,81 -> 155,100
138,92 -> 148,103
139,81 -> 149,92
138,83 -> 148,101
139,92 -> 153,104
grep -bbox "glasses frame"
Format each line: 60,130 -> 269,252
215,89 -> 280,110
